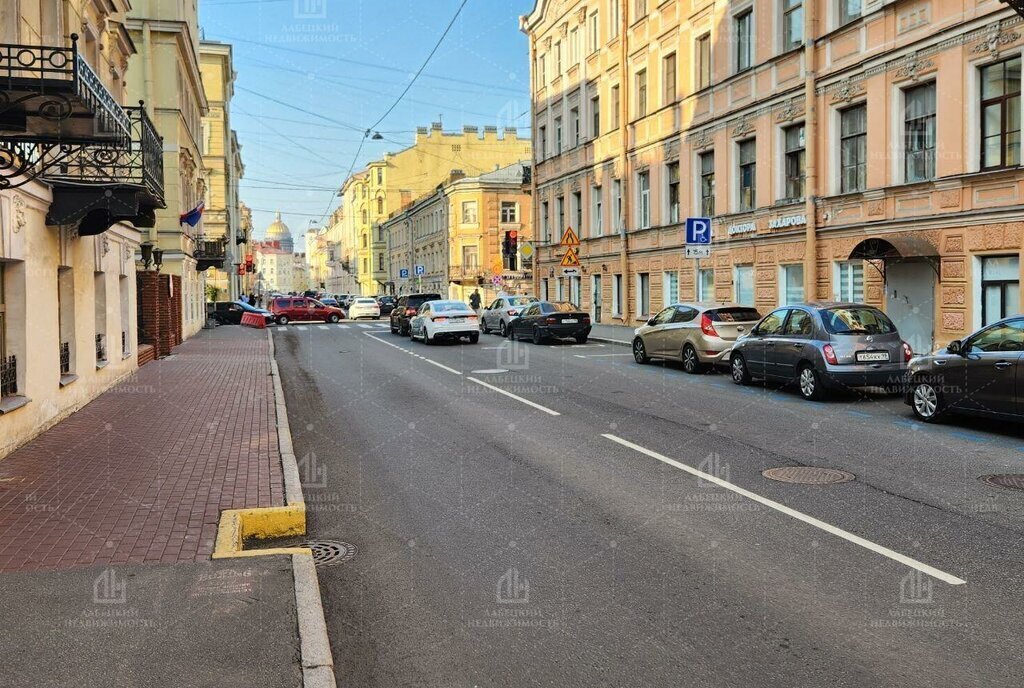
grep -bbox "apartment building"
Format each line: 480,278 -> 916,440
522,0 -> 1024,352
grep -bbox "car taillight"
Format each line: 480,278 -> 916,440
507,309 -> 518,316
823,343 -> 838,365
902,341 -> 913,362
467,315 -> 478,321
546,317 -> 557,324
581,315 -> 591,322
700,313 -> 719,338
433,316 -> 448,322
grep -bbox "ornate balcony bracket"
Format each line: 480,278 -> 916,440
194,237 -> 228,272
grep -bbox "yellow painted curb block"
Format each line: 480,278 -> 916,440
212,504 -> 307,559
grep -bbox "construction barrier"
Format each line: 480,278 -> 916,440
241,312 -> 267,329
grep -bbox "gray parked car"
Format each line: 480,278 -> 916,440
480,295 -> 538,337
729,302 -> 912,400
906,316 -> 1024,422
632,303 -> 761,373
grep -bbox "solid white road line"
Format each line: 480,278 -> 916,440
572,353 -> 632,358
363,332 -> 463,375
602,434 -> 967,586
466,377 -> 560,416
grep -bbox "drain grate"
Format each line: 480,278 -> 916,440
762,466 -> 855,485
299,540 -> 357,567
979,474 -> 1024,492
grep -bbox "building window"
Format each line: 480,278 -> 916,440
663,53 -> 677,105
539,125 -> 547,158
556,196 -> 565,236
556,277 -> 564,301
361,209 -> 368,224
612,179 -> 623,231
780,264 -> 804,305
0,263 -> 11,397
783,123 -> 805,200
612,274 -> 623,315
500,201 -> 518,223
377,253 -> 385,270
570,107 -> 580,146
904,82 -> 936,182
570,276 -> 581,307
838,0 -> 861,27
980,57 -> 1021,170
698,268 -> 715,301
782,0 -> 803,52
572,191 -> 583,234
592,185 -> 603,236
57,266 -> 75,378
610,0 -> 621,38
538,54 -> 546,85
635,69 -> 648,118
555,116 -> 563,153
635,0 -> 647,20
589,12 -> 599,53
735,10 -> 752,73
696,33 -> 711,90
376,168 -> 383,184
462,201 -> 478,224
737,139 -> 756,212
981,256 -> 1020,326
840,104 -> 867,192
637,171 -> 651,229
734,265 -> 754,306
637,273 -> 651,316
663,271 -> 679,307
591,94 -> 600,137
555,41 -> 562,74
376,197 -> 384,214
699,151 -> 715,216
666,162 -> 681,223
569,27 -> 578,64
541,278 -> 550,301
541,201 -> 550,241
610,85 -> 621,129
835,260 -> 864,302
462,245 -> 479,269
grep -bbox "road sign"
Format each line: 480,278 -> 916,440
492,275 -> 503,285
561,267 -> 581,277
560,226 -> 580,247
414,264 -> 425,276
685,217 -> 712,245
520,241 -> 535,260
685,246 -> 711,259
559,248 -> 581,267
399,268 -> 409,279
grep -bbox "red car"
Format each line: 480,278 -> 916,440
269,297 -> 345,325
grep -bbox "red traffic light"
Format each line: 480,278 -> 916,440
509,231 -> 518,240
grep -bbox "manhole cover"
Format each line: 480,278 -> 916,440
979,474 -> 1024,492
299,540 -> 357,567
762,467 -> 855,485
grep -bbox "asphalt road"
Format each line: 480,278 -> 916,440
274,320 -> 1024,688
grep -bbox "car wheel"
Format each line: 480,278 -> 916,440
423,327 -> 432,345
575,335 -> 588,344
277,315 -> 290,326
911,379 -> 945,422
481,317 -> 490,334
682,344 -> 702,374
469,333 -> 480,344
798,364 -> 827,401
328,314 -> 340,324
632,337 -> 649,364
499,320 -> 508,337
532,327 -> 544,345
730,354 -> 750,385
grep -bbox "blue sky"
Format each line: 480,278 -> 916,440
199,0 -> 533,243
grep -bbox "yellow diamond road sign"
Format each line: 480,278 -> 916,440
520,241 -> 535,259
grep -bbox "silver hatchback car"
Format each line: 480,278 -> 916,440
480,295 -> 538,337
730,302 -> 912,400
632,303 -> 762,373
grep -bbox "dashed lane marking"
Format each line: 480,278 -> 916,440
466,377 -> 560,416
363,332 -> 462,375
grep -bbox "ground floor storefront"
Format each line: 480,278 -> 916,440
534,220 -> 1023,354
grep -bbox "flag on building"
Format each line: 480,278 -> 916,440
179,202 -> 205,227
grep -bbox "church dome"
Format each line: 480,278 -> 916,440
265,211 -> 294,252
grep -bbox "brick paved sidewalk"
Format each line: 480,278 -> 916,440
0,326 -> 284,572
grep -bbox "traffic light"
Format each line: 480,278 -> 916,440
236,264 -> 245,276
503,231 -> 518,270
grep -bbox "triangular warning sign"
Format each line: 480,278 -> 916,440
560,226 -> 580,247
559,248 -> 581,267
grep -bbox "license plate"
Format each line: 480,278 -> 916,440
856,351 -> 889,362
450,318 -> 465,323
562,318 -> 578,324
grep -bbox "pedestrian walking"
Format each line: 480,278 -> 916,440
248,293 -> 257,307
469,289 -> 481,313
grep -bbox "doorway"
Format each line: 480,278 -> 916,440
885,261 -> 935,355
591,274 -> 602,323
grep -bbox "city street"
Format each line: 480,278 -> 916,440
275,322 -> 1024,688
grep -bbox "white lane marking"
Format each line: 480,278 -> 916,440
602,434 -> 966,586
593,338 -> 631,345
374,323 -> 390,327
337,324 -> 350,329
466,377 -> 560,416
471,369 -> 510,374
295,326 -> 308,331
481,347 -> 509,350
357,324 -> 373,329
364,332 -> 462,375
317,325 -> 330,330
572,353 -> 633,358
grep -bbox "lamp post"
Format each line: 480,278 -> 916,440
152,247 -> 163,273
140,242 -> 153,270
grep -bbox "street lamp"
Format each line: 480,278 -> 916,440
153,247 -> 164,272
140,242 -> 153,270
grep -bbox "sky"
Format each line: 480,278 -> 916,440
199,0 -> 534,244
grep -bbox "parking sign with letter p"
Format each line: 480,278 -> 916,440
685,217 -> 712,245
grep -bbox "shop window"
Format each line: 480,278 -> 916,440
734,265 -> 754,306
663,271 -> 679,307
637,272 -> 650,316
981,256 -> 1020,326
780,264 -> 804,305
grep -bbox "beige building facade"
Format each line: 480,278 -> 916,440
522,0 -> 1024,352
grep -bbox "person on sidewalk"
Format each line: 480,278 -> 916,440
248,293 -> 257,307
469,289 -> 481,313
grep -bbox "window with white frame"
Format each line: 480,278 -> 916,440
592,185 -> 603,236
538,54 -> 546,86
556,196 -> 565,237
570,276 -> 581,307
609,0 -> 620,38
663,270 -> 679,306
634,0 -> 647,20
783,123 -> 805,200
779,264 -> 804,305
612,274 -> 623,315
981,256 -> 1020,326
782,0 -> 803,52
541,201 -> 550,241
610,84 -> 620,129
538,125 -> 547,158
840,103 -> 867,192
591,93 -> 600,137
838,0 -> 861,27
635,69 -> 648,118
696,33 -> 711,90
637,273 -> 651,316
734,10 -> 752,73
555,41 -> 562,74
589,12 -> 599,53
570,106 -> 580,146
555,116 -> 563,152
904,82 -> 936,182
737,139 -> 756,211
572,191 -> 583,235
734,265 -> 754,306
663,53 -> 677,105
569,27 -> 578,64
980,57 -> 1021,170
637,171 -> 651,228
835,260 -> 864,301
698,268 -> 715,301
699,151 -> 715,216
666,162 -> 681,223
500,201 -> 518,223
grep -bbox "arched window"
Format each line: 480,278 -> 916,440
377,197 -> 384,215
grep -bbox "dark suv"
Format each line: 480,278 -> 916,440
390,293 -> 442,336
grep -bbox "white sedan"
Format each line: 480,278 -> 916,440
348,297 -> 381,320
410,300 -> 480,344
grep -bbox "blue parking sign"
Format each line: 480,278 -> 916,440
414,264 -> 425,276
685,217 -> 712,245
399,268 -> 409,279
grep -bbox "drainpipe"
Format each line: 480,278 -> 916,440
618,0 -> 630,324
142,21 -> 156,246
528,33 -> 540,300
803,0 -> 818,300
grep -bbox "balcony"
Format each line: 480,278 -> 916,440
449,265 -> 486,282
194,237 -> 227,272
1003,0 -> 1024,19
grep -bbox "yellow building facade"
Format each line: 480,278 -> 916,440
523,0 -> 1024,353
1,1 -> 161,457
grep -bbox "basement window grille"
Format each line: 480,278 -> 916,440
0,355 -> 16,397
59,342 -> 71,375
95,334 -> 107,363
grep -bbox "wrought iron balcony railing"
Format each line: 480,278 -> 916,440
449,265 -> 485,281
194,237 -> 228,272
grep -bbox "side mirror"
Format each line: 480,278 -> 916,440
647,318 -> 657,326
946,340 -> 962,355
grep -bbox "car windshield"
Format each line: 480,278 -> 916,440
709,307 -> 761,322
820,307 -> 896,335
408,295 -> 441,308
509,296 -> 537,306
432,301 -> 470,312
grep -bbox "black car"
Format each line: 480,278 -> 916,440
906,316 -> 1024,422
510,301 -> 591,344
376,295 -> 397,317
390,292 -> 442,336
211,300 -> 273,325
